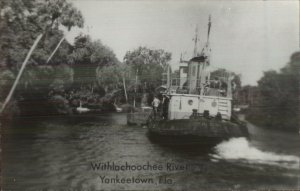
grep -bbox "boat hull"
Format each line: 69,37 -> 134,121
147,132 -> 225,147
147,118 -> 249,146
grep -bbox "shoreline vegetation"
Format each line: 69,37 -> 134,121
0,0 -> 299,133
0,0 -> 171,119
240,52 -> 300,133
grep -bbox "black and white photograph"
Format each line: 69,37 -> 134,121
0,0 -> 299,190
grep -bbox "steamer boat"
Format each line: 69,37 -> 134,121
147,16 -> 249,146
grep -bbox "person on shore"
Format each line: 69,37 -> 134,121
152,96 -> 160,117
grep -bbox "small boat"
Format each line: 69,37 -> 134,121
76,101 -> 90,113
233,106 -> 241,112
147,16 -> 249,146
115,106 -> 123,112
113,101 -> 123,112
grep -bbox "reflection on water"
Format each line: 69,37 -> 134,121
2,113 -> 300,190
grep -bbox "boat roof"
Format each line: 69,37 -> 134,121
189,55 -> 206,62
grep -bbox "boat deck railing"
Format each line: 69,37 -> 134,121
162,78 -> 228,97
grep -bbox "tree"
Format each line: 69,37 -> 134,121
0,0 -> 84,68
210,68 -> 242,103
69,34 -> 120,90
36,0 -> 84,31
124,47 -> 172,92
0,69 -> 14,101
0,0 -> 84,115
96,64 -> 123,93
210,68 -> 241,89
246,52 -> 300,132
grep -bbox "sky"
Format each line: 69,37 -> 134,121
66,0 -> 299,85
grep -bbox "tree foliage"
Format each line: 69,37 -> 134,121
0,69 -> 14,101
69,34 -> 120,89
0,0 -> 84,68
0,1 -> 172,115
210,68 -> 241,89
0,0 -> 84,115
96,64 -> 123,92
210,68 -> 242,103
246,52 -> 300,132
124,47 -> 172,91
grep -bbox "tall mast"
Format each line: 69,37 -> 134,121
167,65 -> 170,89
207,15 -> 212,45
193,25 -> 199,57
200,15 -> 212,95
133,68 -> 138,108
201,15 -> 212,55
205,15 -> 212,63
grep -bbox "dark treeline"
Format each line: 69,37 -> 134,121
0,0 -> 171,118
0,0 -> 257,121
245,52 -> 300,133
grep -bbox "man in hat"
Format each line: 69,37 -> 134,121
151,96 -> 160,117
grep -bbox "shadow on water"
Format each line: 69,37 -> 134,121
146,132 -> 215,157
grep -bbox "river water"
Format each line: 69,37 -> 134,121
2,113 -> 300,190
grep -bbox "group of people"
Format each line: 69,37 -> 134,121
151,95 -> 169,119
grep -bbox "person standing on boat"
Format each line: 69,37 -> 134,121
152,96 -> 160,117
162,95 -> 170,119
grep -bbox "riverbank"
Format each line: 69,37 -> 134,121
245,109 -> 299,133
